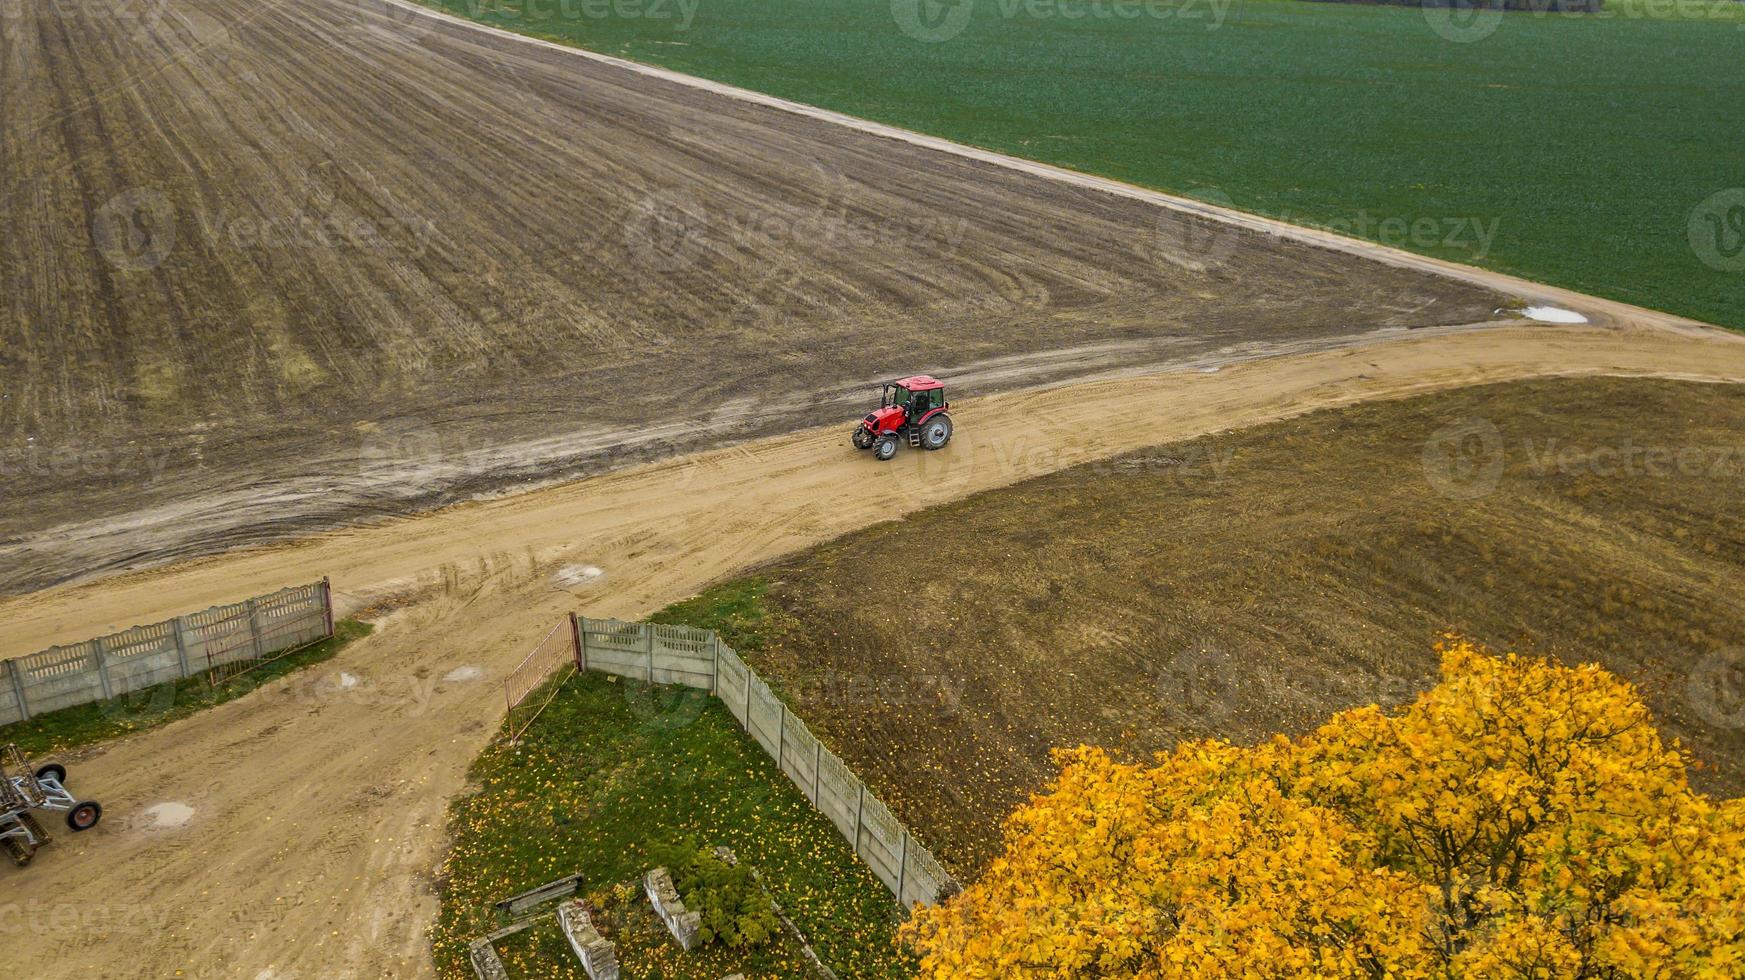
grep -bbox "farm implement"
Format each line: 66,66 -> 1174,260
2,744 -> 102,866
851,375 -> 954,461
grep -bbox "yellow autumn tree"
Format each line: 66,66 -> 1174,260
904,642 -> 1745,978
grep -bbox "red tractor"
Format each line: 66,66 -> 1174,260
851,375 -> 953,461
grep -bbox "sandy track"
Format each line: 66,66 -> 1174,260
4,322 -> 1745,978
0,0 -> 1508,596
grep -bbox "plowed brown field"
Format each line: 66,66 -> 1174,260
0,0 -> 1514,594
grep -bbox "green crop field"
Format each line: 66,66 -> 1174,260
428,0 -> 1745,329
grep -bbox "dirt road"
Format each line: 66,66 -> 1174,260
4,322 -> 1745,978
0,0 -> 1508,596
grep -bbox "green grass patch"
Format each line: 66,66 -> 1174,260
433,670 -> 914,979
426,0 -> 1745,330
0,619 -> 373,758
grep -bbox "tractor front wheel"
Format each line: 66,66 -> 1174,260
921,414 -> 953,450
873,435 -> 899,461
852,426 -> 875,450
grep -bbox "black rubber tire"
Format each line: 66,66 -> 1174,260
921,413 -> 953,450
851,426 -> 875,450
67,801 -> 101,832
873,435 -> 899,461
34,763 -> 65,785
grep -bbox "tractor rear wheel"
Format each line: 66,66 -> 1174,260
921,414 -> 953,450
852,426 -> 875,450
873,435 -> 899,461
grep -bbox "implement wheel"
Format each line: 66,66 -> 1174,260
35,763 -> 65,784
67,801 -> 101,832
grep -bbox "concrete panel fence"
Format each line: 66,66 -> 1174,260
567,615 -> 959,909
0,579 -> 334,726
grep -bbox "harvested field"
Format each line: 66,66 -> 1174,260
714,377 -> 1745,874
0,0 -> 1511,594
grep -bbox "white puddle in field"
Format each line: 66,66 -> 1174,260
444,666 -> 485,683
555,564 -> 606,589
140,802 -> 195,830
1521,306 -> 1588,324
338,672 -> 360,689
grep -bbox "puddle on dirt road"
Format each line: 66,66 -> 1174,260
138,802 -> 195,830
554,564 -> 606,589
1522,306 -> 1588,324
337,672 -> 360,689
443,666 -> 485,682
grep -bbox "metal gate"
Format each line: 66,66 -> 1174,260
503,619 -> 578,742
204,580 -> 335,687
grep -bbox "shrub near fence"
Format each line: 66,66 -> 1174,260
563,615 -> 959,910
0,580 -> 334,726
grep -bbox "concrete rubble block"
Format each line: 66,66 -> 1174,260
643,867 -> 704,951
467,939 -> 509,980
557,898 -> 621,980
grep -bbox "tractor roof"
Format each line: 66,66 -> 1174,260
892,375 -> 944,391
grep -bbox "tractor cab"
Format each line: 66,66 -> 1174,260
852,375 -> 954,461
